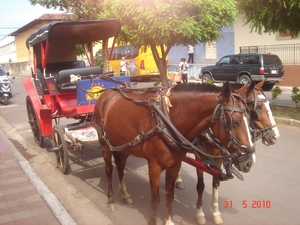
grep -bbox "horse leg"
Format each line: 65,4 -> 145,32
164,163 -> 182,225
147,162 -> 163,225
102,150 -> 116,213
210,177 -> 223,224
195,168 -> 206,225
175,168 -> 184,189
113,152 -> 133,205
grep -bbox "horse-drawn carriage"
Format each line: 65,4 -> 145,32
22,19 -> 279,225
22,19 -> 131,173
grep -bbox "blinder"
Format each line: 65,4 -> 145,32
250,109 -> 259,120
220,113 -> 233,132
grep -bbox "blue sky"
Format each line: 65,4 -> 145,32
0,0 -> 61,37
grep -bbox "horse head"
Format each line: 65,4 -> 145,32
210,82 -> 256,173
244,80 -> 280,146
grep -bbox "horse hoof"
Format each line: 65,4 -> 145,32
123,196 -> 133,205
175,181 -> 184,189
196,216 -> 206,225
213,215 -> 223,224
107,203 -> 116,213
165,219 -> 175,225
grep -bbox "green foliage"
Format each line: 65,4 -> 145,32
75,45 -> 85,56
203,79 -> 215,85
291,87 -> 300,109
29,0 -> 104,19
103,0 -> 237,86
271,86 -> 282,109
94,53 -> 103,68
30,0 -> 237,86
237,0 -> 300,38
104,0 -> 237,47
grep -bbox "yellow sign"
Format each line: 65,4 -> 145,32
86,85 -> 105,100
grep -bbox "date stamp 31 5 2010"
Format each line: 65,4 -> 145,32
224,200 -> 271,209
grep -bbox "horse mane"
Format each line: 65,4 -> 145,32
172,83 -> 222,93
230,83 -> 244,91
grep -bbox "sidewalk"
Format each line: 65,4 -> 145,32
0,129 -> 76,225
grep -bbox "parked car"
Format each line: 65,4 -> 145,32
199,53 -> 284,91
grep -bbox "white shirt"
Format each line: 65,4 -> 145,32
120,60 -> 127,72
179,61 -> 189,74
188,45 -> 194,54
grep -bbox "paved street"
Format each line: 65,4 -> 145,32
0,77 -> 300,225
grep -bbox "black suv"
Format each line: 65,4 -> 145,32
199,53 -> 284,91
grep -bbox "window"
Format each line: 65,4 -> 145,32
245,55 -> 260,65
218,56 -> 231,64
205,41 -> 216,60
276,29 -> 292,41
230,55 -> 242,64
110,45 -> 138,60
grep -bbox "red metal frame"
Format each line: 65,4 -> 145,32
183,155 -> 221,177
22,77 -> 97,138
22,78 -> 52,137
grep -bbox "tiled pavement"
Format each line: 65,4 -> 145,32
0,130 -> 76,225
0,139 -> 60,225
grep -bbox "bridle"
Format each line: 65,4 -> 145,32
211,92 -> 254,154
245,87 -> 277,141
200,92 -> 255,180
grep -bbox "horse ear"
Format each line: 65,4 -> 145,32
255,79 -> 266,89
246,81 -> 256,95
221,82 -> 232,102
235,83 -> 248,96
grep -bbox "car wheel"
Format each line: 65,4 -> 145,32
239,75 -> 251,84
262,83 -> 275,91
202,74 -> 213,83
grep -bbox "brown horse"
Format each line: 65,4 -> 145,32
94,82 -> 255,225
175,80 -> 280,225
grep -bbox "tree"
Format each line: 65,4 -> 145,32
237,0 -> 300,38
103,0 -> 237,86
30,0 -> 107,67
30,0 -> 237,86
29,0 -> 104,20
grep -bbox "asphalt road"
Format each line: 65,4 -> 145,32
0,77 -> 299,225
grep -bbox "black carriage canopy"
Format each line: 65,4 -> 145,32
26,19 -> 121,48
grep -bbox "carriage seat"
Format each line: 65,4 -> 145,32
57,66 -> 103,92
36,61 -> 86,93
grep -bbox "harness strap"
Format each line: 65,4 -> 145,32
201,129 -> 244,180
149,100 -> 233,159
94,123 -> 160,152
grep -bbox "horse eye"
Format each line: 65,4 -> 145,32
232,120 -> 239,127
256,105 -> 262,110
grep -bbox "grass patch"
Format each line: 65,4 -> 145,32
272,105 -> 300,121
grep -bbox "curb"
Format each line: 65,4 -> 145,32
274,117 -> 300,127
0,128 -> 77,225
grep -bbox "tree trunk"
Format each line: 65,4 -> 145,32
157,59 -> 168,87
151,44 -> 170,87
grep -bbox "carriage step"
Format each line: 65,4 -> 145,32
46,146 -> 59,152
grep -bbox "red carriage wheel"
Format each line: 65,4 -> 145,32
52,125 -> 69,174
26,96 -> 44,147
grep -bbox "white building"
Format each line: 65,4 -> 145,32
0,36 -> 16,63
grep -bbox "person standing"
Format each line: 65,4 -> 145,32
187,45 -> 194,63
179,58 -> 189,83
120,57 -> 128,76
